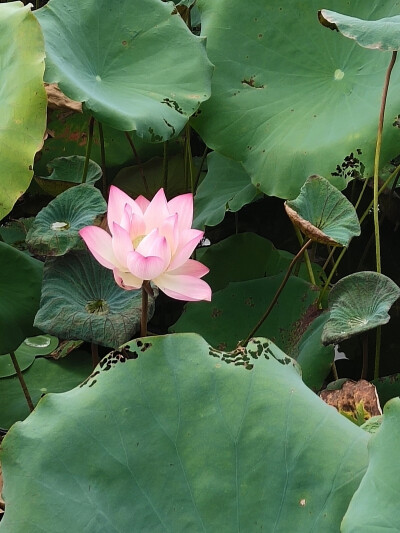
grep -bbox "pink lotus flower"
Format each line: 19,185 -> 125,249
79,186 -> 211,302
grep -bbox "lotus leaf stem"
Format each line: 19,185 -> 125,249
240,239 -> 312,346
10,351 -> 34,412
125,132 -> 149,196
98,122 -> 107,197
81,116 -> 95,184
163,141 -> 169,195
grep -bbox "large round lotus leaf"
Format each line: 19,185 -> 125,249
0,334 -> 369,532
0,350 -> 91,429
35,0 -> 212,139
193,152 -> 259,229
322,272 -> 400,345
0,242 -> 43,354
26,184 -> 107,256
0,3 -> 47,220
199,232 -> 324,292
191,0 -> 400,199
34,252 -> 157,348
319,11 -> 400,51
35,156 -> 102,196
0,335 -> 58,378
172,275 -> 315,349
342,397 -> 400,532
285,175 -> 361,246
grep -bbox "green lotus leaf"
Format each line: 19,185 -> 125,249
0,335 -> 58,378
35,0 -> 212,139
322,272 -> 400,345
0,334 -> 368,531
35,155 -> 102,196
0,217 -> 35,254
285,175 -> 360,246
0,2 -> 47,220
319,11 -> 400,51
342,397 -> 400,532
0,242 -> 43,354
199,232 -> 324,292
0,350 -> 91,429
34,252 -> 158,348
26,184 -> 107,256
193,152 -> 259,229
192,0 -> 400,199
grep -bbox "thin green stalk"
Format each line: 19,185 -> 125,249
81,116 -> 95,184
374,327 -> 382,379
318,246 -> 345,307
373,51 -> 397,273
361,334 -> 368,380
125,132 -> 149,196
331,362 -> 339,381
194,146 -> 208,191
10,351 -> 34,412
184,124 -> 194,193
240,239 -> 312,346
98,122 -> 107,197
163,141 -> 169,195
293,226 -> 315,285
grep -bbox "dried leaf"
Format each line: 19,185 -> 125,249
45,83 -> 82,113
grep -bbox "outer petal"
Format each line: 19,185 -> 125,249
169,259 -> 209,278
112,223 -> 133,267
113,268 -> 143,290
154,272 -> 212,301
168,229 -> 204,271
107,185 -> 143,232
167,193 -> 193,231
79,226 -> 118,270
143,188 -> 170,232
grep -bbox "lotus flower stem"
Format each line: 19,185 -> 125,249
141,282 -> 152,337
374,327 -> 382,379
10,351 -> 34,412
240,239 -> 312,346
82,116 -> 95,184
124,132 -> 149,196
373,50 -> 397,275
91,342 -> 99,369
98,122 -> 107,197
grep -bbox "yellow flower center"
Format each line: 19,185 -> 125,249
132,234 -> 145,249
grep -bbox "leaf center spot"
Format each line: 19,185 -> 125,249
51,221 -> 70,231
86,299 -> 109,315
334,69 -> 345,81
95,75 -> 101,82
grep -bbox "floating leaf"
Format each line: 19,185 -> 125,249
36,0 -> 212,139
285,175 -> 360,246
26,184 -> 107,256
322,272 -> 400,345
0,350 -> 91,429
192,0 -> 400,199
34,252 -> 157,348
0,3 -> 47,220
0,334 -> 368,531
319,11 -> 400,51
0,335 -> 58,378
35,156 -> 102,196
342,397 -> 400,532
193,152 -> 259,229
0,243 -> 43,354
